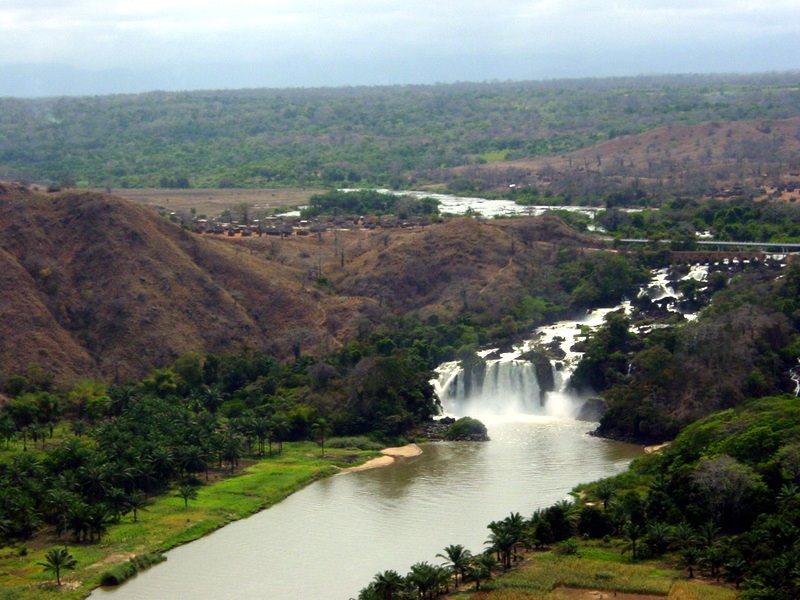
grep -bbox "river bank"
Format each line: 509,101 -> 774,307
87,420 -> 643,600
0,442 -> 379,600
341,443 -> 423,472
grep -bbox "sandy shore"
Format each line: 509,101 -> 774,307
341,443 -> 423,473
644,441 -> 672,454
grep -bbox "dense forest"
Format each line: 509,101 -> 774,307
2,73 -> 800,191
573,261 -> 800,442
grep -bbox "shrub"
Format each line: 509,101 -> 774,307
100,553 -> 166,587
446,417 -> 489,441
326,436 -> 384,451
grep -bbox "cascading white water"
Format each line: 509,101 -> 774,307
433,304 -> 629,420
433,264 -> 715,420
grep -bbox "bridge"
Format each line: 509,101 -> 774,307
614,238 -> 800,253
610,238 -> 800,265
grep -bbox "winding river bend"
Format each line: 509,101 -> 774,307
93,299 -> 655,599
93,419 -> 639,600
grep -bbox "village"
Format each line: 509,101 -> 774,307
183,212 -> 439,238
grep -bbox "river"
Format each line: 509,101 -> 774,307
92,265 -> 717,599
92,418 -> 640,600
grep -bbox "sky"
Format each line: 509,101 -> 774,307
1,0 -> 799,96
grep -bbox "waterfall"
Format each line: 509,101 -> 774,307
433,305 -> 628,420
433,264 -> 715,420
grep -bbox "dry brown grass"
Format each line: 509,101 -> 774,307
458,116 -> 800,194
109,187 -> 323,217
0,185 -> 597,381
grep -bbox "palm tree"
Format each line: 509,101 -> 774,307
680,546 -> 700,578
623,520 -> 644,561
371,569 -> 406,600
86,504 -> 110,542
701,544 -> 725,580
311,418 -> 332,457
38,547 -> 77,586
698,521 -> 720,548
595,480 -> 616,510
669,521 -> 698,552
127,490 -> 148,522
467,553 -> 496,591
436,543 -> 472,586
271,415 -> 290,454
485,525 -> 517,570
407,561 -> 437,599
645,521 -> 671,555
723,557 -> 747,589
220,432 -> 243,472
177,484 -> 198,509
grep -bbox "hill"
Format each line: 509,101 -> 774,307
449,116 -> 800,201
0,186 -> 600,382
0,185 -> 375,380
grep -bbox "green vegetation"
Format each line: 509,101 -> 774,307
576,262 -> 800,441
3,73 -> 800,189
99,553 -> 165,587
0,339 -> 440,597
360,394 -> 799,598
302,189 -> 439,217
600,197 -> 800,243
0,438 -> 376,598
445,417 -> 489,441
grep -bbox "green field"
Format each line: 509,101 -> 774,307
448,542 -> 738,599
0,443 -> 377,599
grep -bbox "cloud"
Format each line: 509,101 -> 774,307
0,0 -> 798,94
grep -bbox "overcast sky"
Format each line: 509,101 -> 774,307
1,0 -> 799,96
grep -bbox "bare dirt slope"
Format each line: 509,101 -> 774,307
0,186 -> 370,380
0,185 -> 595,382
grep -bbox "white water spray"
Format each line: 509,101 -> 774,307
433,265 -> 714,420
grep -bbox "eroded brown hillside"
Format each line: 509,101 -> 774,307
0,186 -> 596,381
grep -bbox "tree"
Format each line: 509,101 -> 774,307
370,569 -> 406,600
467,553 -> 496,591
680,546 -> 700,578
436,544 -> 472,586
645,521 -> 671,556
407,561 -> 438,599
311,418 -> 332,458
38,547 -> 77,586
623,520 -> 644,561
127,491 -> 148,522
177,484 -> 198,509
594,480 -> 616,510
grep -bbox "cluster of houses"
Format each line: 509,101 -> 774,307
188,213 -> 438,237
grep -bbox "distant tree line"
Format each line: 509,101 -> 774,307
2,73 -> 799,189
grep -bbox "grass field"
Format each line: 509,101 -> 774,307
447,542 -> 738,600
0,442 -> 376,600
107,187 -> 324,218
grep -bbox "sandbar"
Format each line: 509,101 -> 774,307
341,443 -> 423,473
